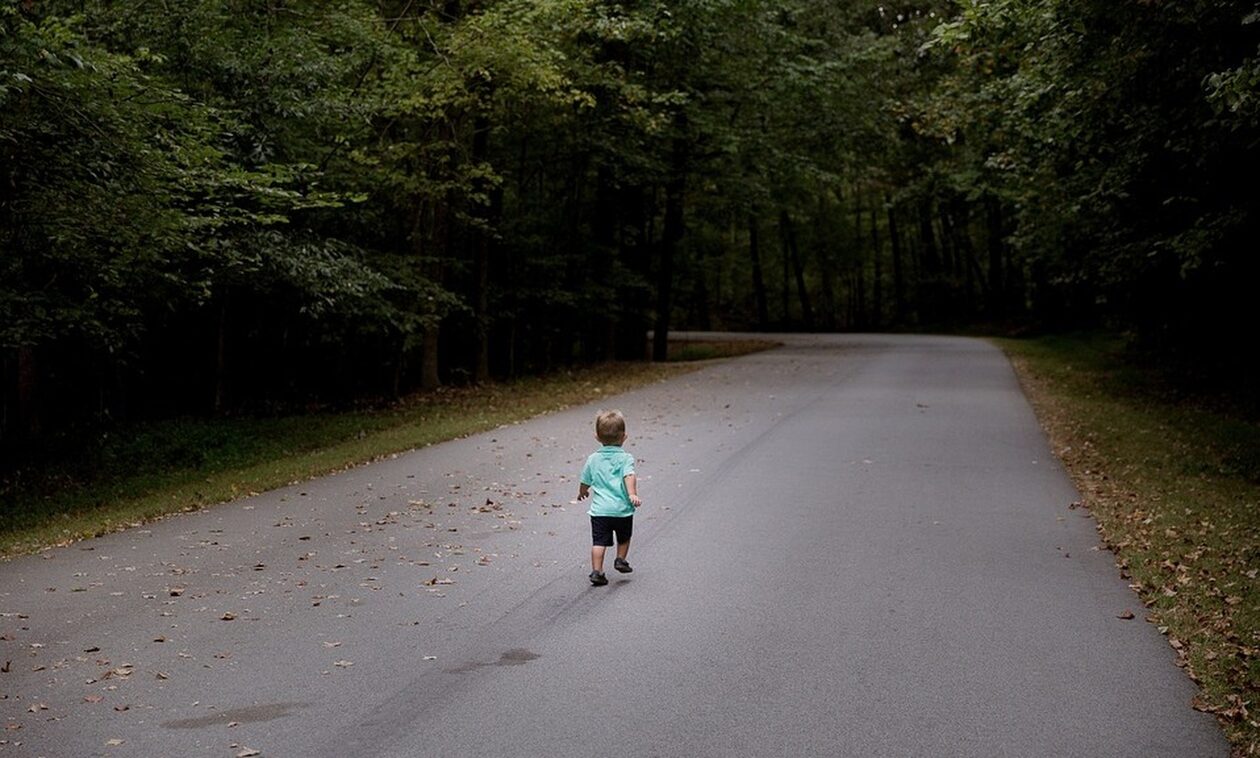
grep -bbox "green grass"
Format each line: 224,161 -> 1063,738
999,333 -> 1260,753
1,360 -> 718,558
666,338 -> 781,362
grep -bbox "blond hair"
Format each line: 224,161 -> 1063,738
595,409 -> 626,444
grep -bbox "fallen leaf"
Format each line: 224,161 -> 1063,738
1117,610 -> 1135,620
237,748 -> 262,757
113,705 -> 129,712
334,660 -> 353,668
84,695 -> 104,703
105,738 -> 124,746
26,704 -> 47,713
221,612 -> 237,621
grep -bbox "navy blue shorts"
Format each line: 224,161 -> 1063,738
590,515 -> 633,547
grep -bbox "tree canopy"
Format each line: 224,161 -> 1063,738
3,0 -> 1256,439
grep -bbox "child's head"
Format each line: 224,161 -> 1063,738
595,409 -> 627,445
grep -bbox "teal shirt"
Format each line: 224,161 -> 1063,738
581,445 -> 636,517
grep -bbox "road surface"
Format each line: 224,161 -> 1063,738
0,334 -> 1226,757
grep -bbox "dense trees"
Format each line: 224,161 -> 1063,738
3,1 -> 1256,442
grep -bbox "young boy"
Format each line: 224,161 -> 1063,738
577,409 -> 642,586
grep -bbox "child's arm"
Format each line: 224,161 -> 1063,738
577,482 -> 590,501
624,474 -> 642,508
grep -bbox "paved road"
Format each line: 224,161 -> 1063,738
1,335 -> 1226,757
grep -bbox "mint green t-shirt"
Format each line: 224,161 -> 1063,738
581,445 -> 636,518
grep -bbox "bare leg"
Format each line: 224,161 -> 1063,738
615,540 -> 630,561
591,545 -> 607,572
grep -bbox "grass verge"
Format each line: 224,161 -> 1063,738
1,358 -> 729,559
666,338 -> 782,362
999,333 -> 1259,755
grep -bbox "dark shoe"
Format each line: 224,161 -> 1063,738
614,558 -> 633,574
589,571 -> 608,586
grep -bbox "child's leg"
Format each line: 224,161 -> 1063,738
591,545 -> 607,572
615,516 -> 633,560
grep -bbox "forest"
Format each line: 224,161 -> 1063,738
3,0 -> 1257,442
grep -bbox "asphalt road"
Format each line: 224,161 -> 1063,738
0,334 -> 1227,757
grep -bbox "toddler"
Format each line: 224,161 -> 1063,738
576,409 -> 641,585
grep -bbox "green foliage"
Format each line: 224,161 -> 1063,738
922,0 -> 1258,345
2,0 -> 1254,433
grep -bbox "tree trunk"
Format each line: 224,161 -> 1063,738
781,215 -> 790,325
471,113 -> 492,384
918,198 -> 941,322
815,198 -> 837,331
420,323 -> 441,390
936,213 -> 955,280
653,145 -> 686,362
214,295 -> 229,415
615,184 -> 651,360
852,189 -> 865,329
748,215 -> 769,329
870,203 -> 882,328
918,198 -> 940,274
594,166 -> 618,360
694,246 -> 712,331
780,209 -> 814,330
985,194 -> 1007,318
412,198 -> 446,391
886,196 -> 905,324
955,198 -> 984,308
15,346 -> 39,437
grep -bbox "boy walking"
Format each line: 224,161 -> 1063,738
577,409 -> 642,586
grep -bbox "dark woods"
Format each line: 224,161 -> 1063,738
2,0 -> 1257,444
